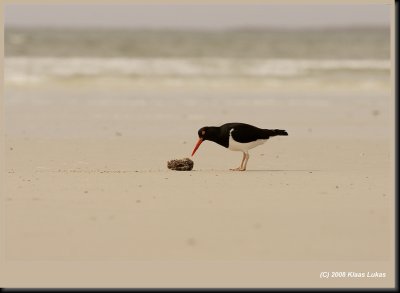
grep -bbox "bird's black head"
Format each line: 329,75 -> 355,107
192,126 -> 215,156
197,127 -> 211,140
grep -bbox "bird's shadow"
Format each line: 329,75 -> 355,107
246,169 -> 322,172
192,169 -> 322,172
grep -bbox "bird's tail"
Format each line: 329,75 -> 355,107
265,129 -> 288,137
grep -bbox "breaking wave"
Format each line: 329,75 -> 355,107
4,57 -> 390,84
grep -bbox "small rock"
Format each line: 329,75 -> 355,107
253,223 -> 262,229
186,237 -> 196,246
372,110 -> 380,116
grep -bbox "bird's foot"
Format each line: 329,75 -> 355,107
230,167 -> 246,171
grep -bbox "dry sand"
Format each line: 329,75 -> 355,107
2,78 -> 395,287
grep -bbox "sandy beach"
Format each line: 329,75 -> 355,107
2,13 -> 394,286
3,76 -> 395,286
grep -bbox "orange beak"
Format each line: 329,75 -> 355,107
191,138 -> 203,156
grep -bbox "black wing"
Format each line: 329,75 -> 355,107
220,123 -> 269,143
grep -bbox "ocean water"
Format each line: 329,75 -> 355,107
4,27 -> 390,87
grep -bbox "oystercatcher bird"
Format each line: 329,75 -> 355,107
191,122 -> 288,171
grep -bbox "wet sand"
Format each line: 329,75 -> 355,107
3,79 -> 395,286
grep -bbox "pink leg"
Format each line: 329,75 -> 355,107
230,152 -> 247,171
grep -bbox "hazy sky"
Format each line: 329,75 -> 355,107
5,4 -> 390,29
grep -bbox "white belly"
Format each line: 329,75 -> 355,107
228,135 -> 266,152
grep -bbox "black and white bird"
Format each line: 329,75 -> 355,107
191,122 -> 288,171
